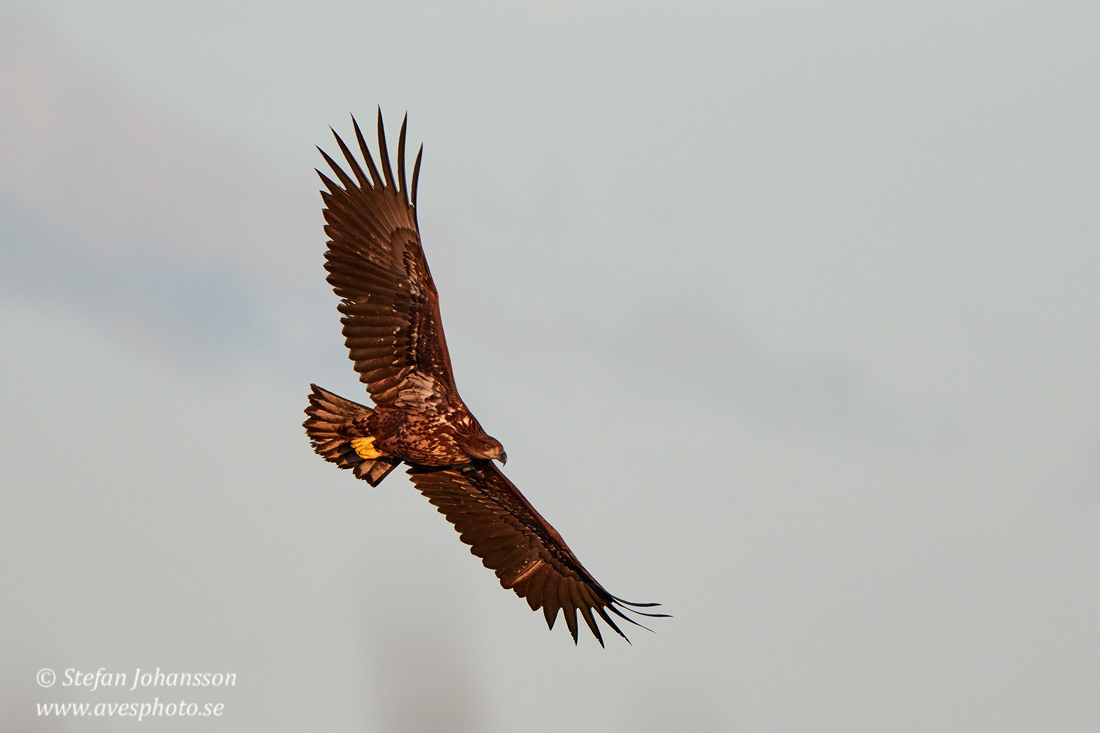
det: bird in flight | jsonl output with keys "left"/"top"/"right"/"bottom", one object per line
{"left": 303, "top": 111, "right": 665, "bottom": 645}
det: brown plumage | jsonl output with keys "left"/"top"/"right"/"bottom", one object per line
{"left": 303, "top": 111, "right": 665, "bottom": 645}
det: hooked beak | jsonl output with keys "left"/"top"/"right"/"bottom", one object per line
{"left": 496, "top": 449, "right": 508, "bottom": 466}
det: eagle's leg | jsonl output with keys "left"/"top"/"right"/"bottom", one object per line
{"left": 351, "top": 436, "right": 383, "bottom": 459}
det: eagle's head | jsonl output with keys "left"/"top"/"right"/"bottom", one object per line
{"left": 466, "top": 432, "right": 507, "bottom": 465}
{"left": 456, "top": 411, "right": 507, "bottom": 464}
{"left": 478, "top": 435, "right": 508, "bottom": 465}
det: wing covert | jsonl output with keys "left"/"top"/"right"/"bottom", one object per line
{"left": 318, "top": 111, "right": 457, "bottom": 405}
{"left": 406, "top": 461, "right": 666, "bottom": 645}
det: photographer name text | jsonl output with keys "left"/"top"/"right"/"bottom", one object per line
{"left": 58, "top": 668, "right": 236, "bottom": 693}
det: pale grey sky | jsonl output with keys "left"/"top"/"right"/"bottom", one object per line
{"left": 3, "top": 1, "right": 1099, "bottom": 731}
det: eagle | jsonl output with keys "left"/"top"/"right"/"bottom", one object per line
{"left": 303, "top": 111, "right": 664, "bottom": 645}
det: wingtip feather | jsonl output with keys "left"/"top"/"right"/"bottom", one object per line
{"left": 397, "top": 113, "right": 409, "bottom": 207}
{"left": 411, "top": 144, "right": 423, "bottom": 209}
{"left": 376, "top": 108, "right": 397, "bottom": 193}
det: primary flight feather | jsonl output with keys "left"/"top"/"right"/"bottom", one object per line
{"left": 303, "top": 111, "right": 665, "bottom": 645}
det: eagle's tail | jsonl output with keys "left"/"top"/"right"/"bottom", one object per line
{"left": 303, "top": 384, "right": 401, "bottom": 487}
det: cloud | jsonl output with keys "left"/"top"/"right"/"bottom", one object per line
{"left": 0, "top": 8, "right": 312, "bottom": 282}
{"left": 0, "top": 9, "right": 332, "bottom": 368}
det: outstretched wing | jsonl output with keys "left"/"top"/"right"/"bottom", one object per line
{"left": 317, "top": 111, "right": 458, "bottom": 405}
{"left": 406, "top": 461, "right": 666, "bottom": 645}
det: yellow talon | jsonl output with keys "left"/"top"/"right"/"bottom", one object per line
{"left": 350, "top": 436, "right": 383, "bottom": 460}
